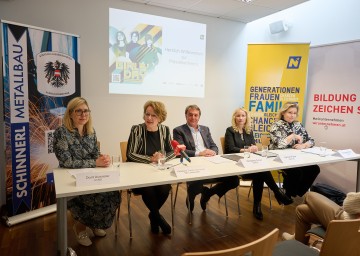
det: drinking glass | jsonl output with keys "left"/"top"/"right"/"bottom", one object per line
{"left": 244, "top": 146, "right": 250, "bottom": 158}
{"left": 157, "top": 150, "right": 166, "bottom": 170}
{"left": 261, "top": 145, "right": 269, "bottom": 158}
{"left": 112, "top": 155, "right": 121, "bottom": 169}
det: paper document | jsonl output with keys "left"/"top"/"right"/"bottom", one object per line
{"left": 301, "top": 147, "right": 334, "bottom": 156}
{"left": 332, "top": 149, "right": 358, "bottom": 158}
{"left": 206, "top": 156, "right": 233, "bottom": 164}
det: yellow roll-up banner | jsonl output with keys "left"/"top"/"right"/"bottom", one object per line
{"left": 245, "top": 43, "right": 310, "bottom": 144}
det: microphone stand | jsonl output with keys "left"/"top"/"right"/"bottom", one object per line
{"left": 166, "top": 156, "right": 186, "bottom": 169}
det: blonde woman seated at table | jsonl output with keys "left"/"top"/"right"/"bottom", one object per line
{"left": 224, "top": 108, "right": 292, "bottom": 220}
{"left": 282, "top": 191, "right": 360, "bottom": 242}
{"left": 53, "top": 97, "right": 121, "bottom": 247}
{"left": 269, "top": 102, "right": 320, "bottom": 199}
{"left": 126, "top": 100, "right": 175, "bottom": 235}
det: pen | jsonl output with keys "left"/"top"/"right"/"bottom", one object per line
{"left": 166, "top": 162, "right": 187, "bottom": 169}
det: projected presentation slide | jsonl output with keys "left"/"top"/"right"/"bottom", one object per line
{"left": 109, "top": 8, "right": 206, "bottom": 98}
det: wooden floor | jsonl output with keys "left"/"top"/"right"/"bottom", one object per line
{"left": 0, "top": 184, "right": 302, "bottom": 256}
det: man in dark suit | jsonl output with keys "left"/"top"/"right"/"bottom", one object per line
{"left": 173, "top": 105, "right": 239, "bottom": 212}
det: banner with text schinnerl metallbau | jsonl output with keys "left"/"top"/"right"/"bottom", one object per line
{"left": 1, "top": 21, "right": 80, "bottom": 216}
{"left": 244, "top": 43, "right": 310, "bottom": 144}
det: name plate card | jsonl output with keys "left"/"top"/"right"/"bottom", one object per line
{"left": 332, "top": 149, "right": 357, "bottom": 158}
{"left": 273, "top": 154, "right": 302, "bottom": 164}
{"left": 236, "top": 158, "right": 267, "bottom": 168}
{"left": 76, "top": 171, "right": 119, "bottom": 187}
{"left": 174, "top": 166, "right": 209, "bottom": 178}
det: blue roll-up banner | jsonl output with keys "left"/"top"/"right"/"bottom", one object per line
{"left": 1, "top": 21, "right": 81, "bottom": 216}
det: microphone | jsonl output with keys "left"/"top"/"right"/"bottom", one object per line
{"left": 171, "top": 140, "right": 181, "bottom": 156}
{"left": 180, "top": 150, "right": 191, "bottom": 163}
{"left": 171, "top": 140, "right": 191, "bottom": 163}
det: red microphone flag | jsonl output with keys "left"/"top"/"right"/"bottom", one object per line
{"left": 171, "top": 140, "right": 185, "bottom": 155}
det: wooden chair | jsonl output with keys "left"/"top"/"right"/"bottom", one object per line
{"left": 260, "top": 134, "right": 270, "bottom": 146}
{"left": 120, "top": 141, "right": 128, "bottom": 162}
{"left": 273, "top": 219, "right": 360, "bottom": 256}
{"left": 181, "top": 228, "right": 279, "bottom": 256}
{"left": 119, "top": 141, "right": 174, "bottom": 238}
{"left": 220, "top": 137, "right": 271, "bottom": 210}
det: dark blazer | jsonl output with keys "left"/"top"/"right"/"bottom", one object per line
{"left": 127, "top": 123, "right": 175, "bottom": 163}
{"left": 173, "top": 124, "right": 218, "bottom": 157}
{"left": 224, "top": 126, "right": 255, "bottom": 154}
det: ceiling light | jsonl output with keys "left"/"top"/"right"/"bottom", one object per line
{"left": 241, "top": 0, "right": 253, "bottom": 3}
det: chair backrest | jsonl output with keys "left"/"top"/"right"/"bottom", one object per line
{"left": 220, "top": 137, "right": 225, "bottom": 153}
{"left": 260, "top": 135, "right": 270, "bottom": 146}
{"left": 319, "top": 219, "right": 360, "bottom": 256}
{"left": 181, "top": 228, "right": 279, "bottom": 256}
{"left": 120, "top": 141, "right": 128, "bottom": 163}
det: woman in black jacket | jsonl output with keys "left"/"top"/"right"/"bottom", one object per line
{"left": 224, "top": 107, "right": 292, "bottom": 220}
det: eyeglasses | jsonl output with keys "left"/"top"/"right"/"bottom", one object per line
{"left": 74, "top": 109, "right": 91, "bottom": 116}
{"left": 144, "top": 113, "right": 158, "bottom": 118}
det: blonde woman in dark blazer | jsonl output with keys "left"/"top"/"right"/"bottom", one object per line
{"left": 224, "top": 108, "right": 292, "bottom": 220}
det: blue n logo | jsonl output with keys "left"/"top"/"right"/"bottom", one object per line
{"left": 287, "top": 56, "right": 302, "bottom": 69}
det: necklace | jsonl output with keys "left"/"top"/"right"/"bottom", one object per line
{"left": 237, "top": 127, "right": 244, "bottom": 140}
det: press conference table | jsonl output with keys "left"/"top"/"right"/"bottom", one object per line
{"left": 54, "top": 149, "right": 360, "bottom": 256}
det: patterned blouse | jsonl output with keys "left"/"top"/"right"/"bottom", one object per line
{"left": 53, "top": 125, "right": 99, "bottom": 168}
{"left": 269, "top": 119, "right": 315, "bottom": 150}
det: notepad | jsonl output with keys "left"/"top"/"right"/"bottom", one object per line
{"left": 253, "top": 151, "right": 278, "bottom": 158}
{"left": 221, "top": 154, "right": 243, "bottom": 162}
{"left": 301, "top": 147, "right": 334, "bottom": 156}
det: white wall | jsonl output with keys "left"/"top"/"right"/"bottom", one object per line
{"left": 242, "top": 0, "right": 360, "bottom": 45}
{"left": 1, "top": 0, "right": 360, "bottom": 205}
